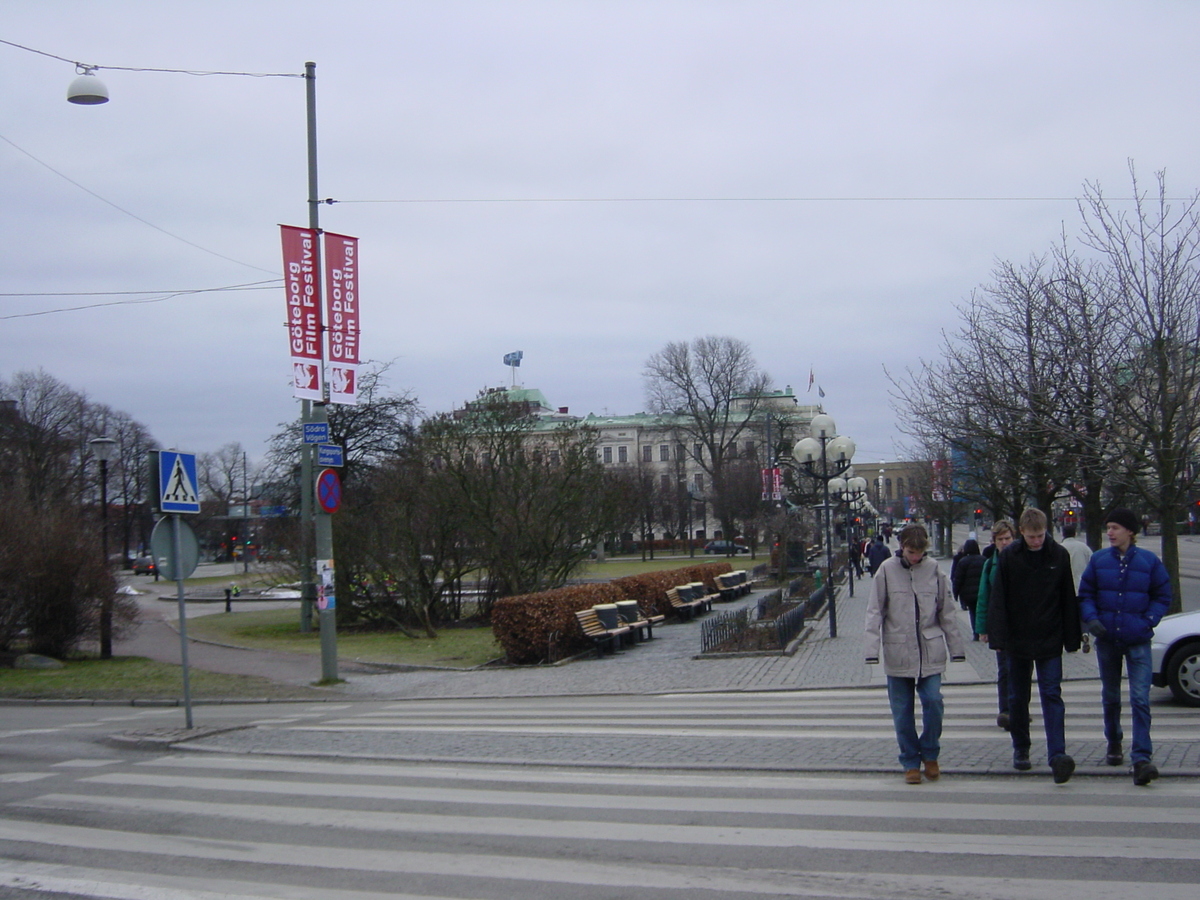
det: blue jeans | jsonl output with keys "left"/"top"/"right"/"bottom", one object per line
{"left": 1007, "top": 655, "right": 1066, "bottom": 761}
{"left": 1095, "top": 639, "right": 1153, "bottom": 763}
{"left": 887, "top": 674, "right": 944, "bottom": 770}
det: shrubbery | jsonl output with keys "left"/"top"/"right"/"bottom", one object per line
{"left": 491, "top": 561, "right": 734, "bottom": 664}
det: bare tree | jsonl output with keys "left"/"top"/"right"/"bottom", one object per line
{"left": 643, "top": 336, "right": 771, "bottom": 541}
{"left": 1078, "top": 165, "right": 1200, "bottom": 613}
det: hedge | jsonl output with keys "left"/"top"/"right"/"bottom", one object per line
{"left": 490, "top": 561, "right": 734, "bottom": 664}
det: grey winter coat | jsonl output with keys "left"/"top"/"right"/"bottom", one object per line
{"left": 865, "top": 553, "right": 966, "bottom": 678}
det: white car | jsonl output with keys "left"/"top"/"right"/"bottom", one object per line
{"left": 1150, "top": 610, "right": 1200, "bottom": 706}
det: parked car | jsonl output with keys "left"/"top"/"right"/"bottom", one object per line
{"left": 131, "top": 556, "right": 157, "bottom": 576}
{"left": 704, "top": 540, "right": 750, "bottom": 555}
{"left": 1151, "top": 609, "right": 1200, "bottom": 706}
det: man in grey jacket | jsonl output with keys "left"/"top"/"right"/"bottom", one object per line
{"left": 865, "top": 523, "right": 966, "bottom": 784}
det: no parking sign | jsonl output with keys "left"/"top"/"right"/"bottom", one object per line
{"left": 316, "top": 468, "right": 342, "bottom": 514}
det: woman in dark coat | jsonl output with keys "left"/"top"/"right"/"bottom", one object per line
{"left": 952, "top": 538, "right": 986, "bottom": 639}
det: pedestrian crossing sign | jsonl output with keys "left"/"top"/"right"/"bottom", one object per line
{"left": 159, "top": 451, "right": 201, "bottom": 514}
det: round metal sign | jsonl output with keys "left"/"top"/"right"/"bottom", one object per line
{"left": 149, "top": 516, "right": 201, "bottom": 581}
{"left": 316, "top": 467, "right": 342, "bottom": 514}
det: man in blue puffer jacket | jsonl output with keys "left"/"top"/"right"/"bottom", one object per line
{"left": 1078, "top": 507, "right": 1172, "bottom": 786}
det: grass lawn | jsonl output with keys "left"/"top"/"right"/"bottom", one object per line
{"left": 0, "top": 656, "right": 332, "bottom": 701}
{"left": 184, "top": 608, "right": 503, "bottom": 669}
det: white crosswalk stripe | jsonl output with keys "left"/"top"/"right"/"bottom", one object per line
{"left": 267, "top": 681, "right": 1198, "bottom": 741}
{"left": 3, "top": 749, "right": 1198, "bottom": 899}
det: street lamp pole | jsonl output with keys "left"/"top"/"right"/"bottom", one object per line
{"left": 830, "top": 474, "right": 869, "bottom": 597}
{"left": 89, "top": 436, "right": 117, "bottom": 658}
{"left": 794, "top": 415, "right": 855, "bottom": 638}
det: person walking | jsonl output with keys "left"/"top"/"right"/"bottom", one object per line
{"left": 952, "top": 538, "right": 985, "bottom": 639}
{"left": 988, "top": 508, "right": 1082, "bottom": 783}
{"left": 866, "top": 534, "right": 890, "bottom": 575}
{"left": 1077, "top": 507, "right": 1171, "bottom": 786}
{"left": 1059, "top": 522, "right": 1094, "bottom": 591}
{"left": 975, "top": 519, "right": 1016, "bottom": 729}
{"left": 864, "top": 523, "right": 966, "bottom": 784}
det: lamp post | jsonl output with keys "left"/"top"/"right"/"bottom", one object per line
{"left": 793, "top": 414, "right": 855, "bottom": 637}
{"left": 63, "top": 54, "right": 338, "bottom": 681}
{"left": 830, "top": 473, "right": 869, "bottom": 597}
{"left": 89, "top": 435, "right": 117, "bottom": 658}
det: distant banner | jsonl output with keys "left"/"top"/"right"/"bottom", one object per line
{"left": 280, "top": 225, "right": 323, "bottom": 401}
{"left": 323, "top": 231, "right": 360, "bottom": 405}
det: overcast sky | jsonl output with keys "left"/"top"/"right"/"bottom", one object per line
{"left": 4, "top": 0, "right": 1200, "bottom": 467}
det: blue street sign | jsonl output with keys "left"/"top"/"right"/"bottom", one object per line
{"left": 159, "top": 451, "right": 201, "bottom": 514}
{"left": 303, "top": 422, "right": 330, "bottom": 444}
{"left": 317, "top": 443, "right": 344, "bottom": 468}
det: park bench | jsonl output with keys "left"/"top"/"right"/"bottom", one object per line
{"left": 614, "top": 600, "right": 663, "bottom": 641}
{"left": 666, "top": 584, "right": 714, "bottom": 620}
{"left": 717, "top": 570, "right": 751, "bottom": 600}
{"left": 574, "top": 608, "right": 632, "bottom": 656}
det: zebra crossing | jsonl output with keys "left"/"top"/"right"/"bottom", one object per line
{"left": 2, "top": 746, "right": 1199, "bottom": 900}
{"left": 185, "top": 681, "right": 1200, "bottom": 774}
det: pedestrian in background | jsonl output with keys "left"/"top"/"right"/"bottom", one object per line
{"left": 1059, "top": 522, "right": 1094, "bottom": 591}
{"left": 865, "top": 523, "right": 966, "bottom": 784}
{"left": 975, "top": 519, "right": 1016, "bottom": 729}
{"left": 866, "top": 534, "right": 891, "bottom": 576}
{"left": 952, "top": 538, "right": 985, "bottom": 639}
{"left": 1078, "top": 507, "right": 1171, "bottom": 785}
{"left": 988, "top": 508, "right": 1081, "bottom": 783}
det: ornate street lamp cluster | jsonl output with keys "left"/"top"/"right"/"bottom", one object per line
{"left": 792, "top": 414, "right": 855, "bottom": 638}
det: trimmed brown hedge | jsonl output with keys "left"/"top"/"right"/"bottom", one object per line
{"left": 490, "top": 562, "right": 734, "bottom": 664}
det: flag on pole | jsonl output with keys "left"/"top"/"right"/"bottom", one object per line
{"left": 807, "top": 367, "right": 814, "bottom": 392}
{"left": 818, "top": 385, "right": 826, "bottom": 398}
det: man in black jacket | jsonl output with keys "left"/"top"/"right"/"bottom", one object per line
{"left": 989, "top": 508, "right": 1082, "bottom": 783}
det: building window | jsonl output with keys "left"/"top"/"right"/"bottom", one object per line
{"left": 660, "top": 444, "right": 670, "bottom": 462}
{"left": 660, "top": 474, "right": 671, "bottom": 491}
{"left": 693, "top": 473, "right": 704, "bottom": 492}
{"left": 693, "top": 443, "right": 703, "bottom": 462}
{"left": 549, "top": 449, "right": 560, "bottom": 465}
{"left": 676, "top": 443, "right": 685, "bottom": 460}
{"left": 897, "top": 477, "right": 905, "bottom": 496}
{"left": 642, "top": 445, "right": 652, "bottom": 463}
{"left": 618, "top": 446, "right": 628, "bottom": 463}
{"left": 603, "top": 446, "right": 612, "bottom": 464}
{"left": 885, "top": 478, "right": 892, "bottom": 499}
{"left": 744, "top": 440, "right": 756, "bottom": 459}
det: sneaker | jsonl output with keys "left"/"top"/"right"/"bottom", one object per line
{"left": 1051, "top": 754, "right": 1076, "bottom": 784}
{"left": 1013, "top": 750, "right": 1031, "bottom": 771}
{"left": 904, "top": 768, "right": 922, "bottom": 785}
{"left": 997, "top": 713, "right": 1011, "bottom": 730}
{"left": 923, "top": 760, "right": 940, "bottom": 781}
{"left": 1132, "top": 760, "right": 1159, "bottom": 786}
{"left": 1105, "top": 741, "right": 1123, "bottom": 766}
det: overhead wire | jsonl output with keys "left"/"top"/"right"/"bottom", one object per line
{"left": 0, "top": 280, "right": 281, "bottom": 320}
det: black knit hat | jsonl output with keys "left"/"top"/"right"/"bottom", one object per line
{"left": 1105, "top": 507, "right": 1139, "bottom": 534}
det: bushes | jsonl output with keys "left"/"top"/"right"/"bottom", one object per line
{"left": 0, "top": 498, "right": 131, "bottom": 659}
{"left": 491, "top": 561, "right": 734, "bottom": 664}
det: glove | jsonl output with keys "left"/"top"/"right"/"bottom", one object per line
{"left": 1086, "top": 619, "right": 1107, "bottom": 638}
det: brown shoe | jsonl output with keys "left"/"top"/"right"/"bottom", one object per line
{"left": 904, "top": 768, "right": 922, "bottom": 784}
{"left": 923, "top": 760, "right": 940, "bottom": 780}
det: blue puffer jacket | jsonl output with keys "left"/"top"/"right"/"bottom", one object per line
{"left": 1077, "top": 545, "right": 1171, "bottom": 647}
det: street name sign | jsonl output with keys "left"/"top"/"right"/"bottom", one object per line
{"left": 303, "top": 422, "right": 330, "bottom": 444}
{"left": 317, "top": 443, "right": 344, "bottom": 467}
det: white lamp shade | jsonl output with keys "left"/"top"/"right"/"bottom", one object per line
{"left": 849, "top": 476, "right": 869, "bottom": 493}
{"left": 809, "top": 413, "right": 836, "bottom": 439}
{"left": 89, "top": 436, "right": 117, "bottom": 461}
{"left": 794, "top": 437, "right": 821, "bottom": 464}
{"left": 828, "top": 435, "right": 856, "bottom": 462}
{"left": 828, "top": 477, "right": 847, "bottom": 495}
{"left": 68, "top": 74, "right": 109, "bottom": 105}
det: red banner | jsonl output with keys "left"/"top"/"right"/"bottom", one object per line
{"left": 280, "top": 225, "right": 323, "bottom": 402}
{"left": 322, "top": 231, "right": 360, "bottom": 405}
